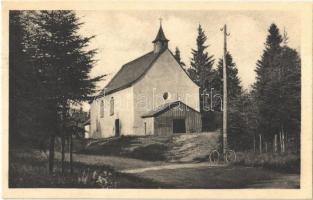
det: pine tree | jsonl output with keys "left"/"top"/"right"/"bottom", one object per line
{"left": 174, "top": 47, "right": 185, "bottom": 67}
{"left": 213, "top": 52, "right": 242, "bottom": 100}
{"left": 252, "top": 24, "right": 300, "bottom": 152}
{"left": 23, "top": 11, "right": 105, "bottom": 173}
{"left": 9, "top": 11, "right": 50, "bottom": 148}
{"left": 240, "top": 91, "right": 259, "bottom": 152}
{"left": 188, "top": 24, "right": 215, "bottom": 114}
{"left": 253, "top": 24, "right": 283, "bottom": 143}
{"left": 10, "top": 11, "right": 30, "bottom": 147}
{"left": 275, "top": 45, "right": 301, "bottom": 151}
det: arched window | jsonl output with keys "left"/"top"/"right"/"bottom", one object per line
{"left": 110, "top": 97, "right": 114, "bottom": 116}
{"left": 100, "top": 100, "right": 104, "bottom": 118}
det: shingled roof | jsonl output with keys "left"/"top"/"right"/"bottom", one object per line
{"left": 152, "top": 25, "right": 169, "bottom": 43}
{"left": 95, "top": 24, "right": 197, "bottom": 99}
{"left": 99, "top": 50, "right": 163, "bottom": 96}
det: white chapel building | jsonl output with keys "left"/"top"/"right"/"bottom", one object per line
{"left": 89, "top": 24, "right": 201, "bottom": 138}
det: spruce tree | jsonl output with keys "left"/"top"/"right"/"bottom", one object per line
{"left": 174, "top": 47, "right": 185, "bottom": 67}
{"left": 188, "top": 24, "right": 215, "bottom": 114}
{"left": 23, "top": 11, "right": 105, "bottom": 173}
{"left": 252, "top": 24, "right": 283, "bottom": 143}
{"left": 275, "top": 45, "right": 301, "bottom": 151}
{"left": 213, "top": 52, "right": 242, "bottom": 100}
{"left": 252, "top": 24, "right": 300, "bottom": 152}
{"left": 9, "top": 11, "right": 50, "bottom": 148}
{"left": 10, "top": 11, "right": 27, "bottom": 146}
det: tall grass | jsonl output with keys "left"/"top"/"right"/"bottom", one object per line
{"left": 9, "top": 152, "right": 117, "bottom": 188}
{"left": 9, "top": 148, "right": 166, "bottom": 188}
{"left": 234, "top": 151, "right": 300, "bottom": 173}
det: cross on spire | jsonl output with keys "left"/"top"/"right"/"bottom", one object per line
{"left": 159, "top": 17, "right": 162, "bottom": 26}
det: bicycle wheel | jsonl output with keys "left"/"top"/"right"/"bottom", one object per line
{"left": 225, "top": 150, "right": 236, "bottom": 163}
{"left": 209, "top": 149, "right": 220, "bottom": 163}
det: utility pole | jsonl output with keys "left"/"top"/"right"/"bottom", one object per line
{"left": 221, "top": 24, "right": 230, "bottom": 155}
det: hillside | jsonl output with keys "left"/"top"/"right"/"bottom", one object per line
{"left": 79, "top": 131, "right": 220, "bottom": 163}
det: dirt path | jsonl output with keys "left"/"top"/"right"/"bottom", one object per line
{"left": 123, "top": 165, "right": 300, "bottom": 188}
{"left": 66, "top": 153, "right": 299, "bottom": 188}
{"left": 120, "top": 162, "right": 226, "bottom": 173}
{"left": 65, "top": 153, "right": 167, "bottom": 170}
{"left": 14, "top": 149, "right": 299, "bottom": 188}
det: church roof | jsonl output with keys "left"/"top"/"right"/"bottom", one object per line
{"left": 152, "top": 25, "right": 169, "bottom": 43}
{"left": 99, "top": 50, "right": 163, "bottom": 96}
{"left": 141, "top": 101, "right": 200, "bottom": 118}
{"left": 94, "top": 24, "right": 197, "bottom": 99}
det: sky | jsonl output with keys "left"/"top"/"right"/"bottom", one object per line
{"left": 75, "top": 10, "right": 300, "bottom": 109}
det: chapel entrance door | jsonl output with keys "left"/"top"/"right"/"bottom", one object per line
{"left": 115, "top": 119, "right": 120, "bottom": 137}
{"left": 173, "top": 119, "right": 186, "bottom": 133}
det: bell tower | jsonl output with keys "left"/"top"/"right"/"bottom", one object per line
{"left": 153, "top": 18, "right": 169, "bottom": 54}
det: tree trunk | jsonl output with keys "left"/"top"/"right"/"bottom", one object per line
{"left": 61, "top": 108, "right": 67, "bottom": 175}
{"left": 48, "top": 135, "right": 55, "bottom": 174}
{"left": 285, "top": 131, "right": 288, "bottom": 152}
{"left": 279, "top": 131, "right": 282, "bottom": 153}
{"left": 259, "top": 134, "right": 262, "bottom": 154}
{"left": 69, "top": 133, "right": 73, "bottom": 174}
{"left": 282, "top": 130, "right": 285, "bottom": 153}
{"left": 61, "top": 135, "right": 65, "bottom": 174}
{"left": 265, "top": 142, "right": 268, "bottom": 153}
{"left": 253, "top": 134, "right": 256, "bottom": 153}
{"left": 273, "top": 134, "right": 278, "bottom": 153}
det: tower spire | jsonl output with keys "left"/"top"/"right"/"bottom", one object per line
{"left": 153, "top": 19, "right": 169, "bottom": 54}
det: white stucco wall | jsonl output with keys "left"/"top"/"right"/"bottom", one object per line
{"left": 90, "top": 49, "right": 199, "bottom": 138}
{"left": 89, "top": 87, "right": 134, "bottom": 138}
{"left": 133, "top": 49, "right": 200, "bottom": 134}
{"left": 84, "top": 125, "right": 90, "bottom": 138}
{"left": 143, "top": 117, "right": 154, "bottom": 135}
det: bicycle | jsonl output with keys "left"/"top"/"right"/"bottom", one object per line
{"left": 209, "top": 149, "right": 237, "bottom": 163}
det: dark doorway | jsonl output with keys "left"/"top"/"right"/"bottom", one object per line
{"left": 115, "top": 119, "right": 120, "bottom": 137}
{"left": 173, "top": 119, "right": 186, "bottom": 133}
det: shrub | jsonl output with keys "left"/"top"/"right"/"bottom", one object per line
{"left": 9, "top": 150, "right": 117, "bottom": 188}
{"left": 234, "top": 151, "right": 300, "bottom": 173}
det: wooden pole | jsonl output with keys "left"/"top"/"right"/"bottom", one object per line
{"left": 274, "top": 134, "right": 277, "bottom": 153}
{"left": 70, "top": 133, "right": 73, "bottom": 174}
{"left": 253, "top": 136, "right": 255, "bottom": 153}
{"left": 210, "top": 88, "right": 214, "bottom": 111}
{"left": 282, "top": 130, "right": 285, "bottom": 153}
{"left": 279, "top": 131, "right": 282, "bottom": 153}
{"left": 285, "top": 131, "right": 288, "bottom": 152}
{"left": 48, "top": 135, "right": 55, "bottom": 174}
{"left": 61, "top": 110, "right": 66, "bottom": 175}
{"left": 61, "top": 135, "right": 65, "bottom": 174}
{"left": 222, "top": 24, "right": 229, "bottom": 155}
{"left": 259, "top": 134, "right": 262, "bottom": 154}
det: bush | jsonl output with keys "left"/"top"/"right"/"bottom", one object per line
{"left": 9, "top": 154, "right": 117, "bottom": 188}
{"left": 130, "top": 144, "right": 168, "bottom": 161}
{"left": 234, "top": 151, "right": 300, "bottom": 173}
{"left": 9, "top": 148, "right": 165, "bottom": 188}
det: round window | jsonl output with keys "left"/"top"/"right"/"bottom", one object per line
{"left": 163, "top": 92, "right": 169, "bottom": 100}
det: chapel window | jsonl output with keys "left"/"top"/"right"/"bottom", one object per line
{"left": 100, "top": 100, "right": 104, "bottom": 118}
{"left": 110, "top": 97, "right": 114, "bottom": 116}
